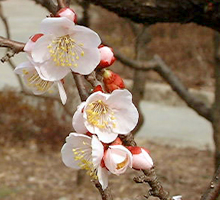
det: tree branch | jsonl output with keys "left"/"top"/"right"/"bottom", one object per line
{"left": 113, "top": 47, "right": 213, "bottom": 122}
{"left": 83, "top": 0, "right": 220, "bottom": 32}
{"left": 32, "top": 0, "right": 58, "bottom": 15}
{"left": 201, "top": 164, "right": 220, "bottom": 200}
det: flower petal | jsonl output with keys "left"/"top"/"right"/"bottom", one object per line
{"left": 14, "top": 61, "right": 34, "bottom": 74}
{"left": 57, "top": 81, "right": 67, "bottom": 105}
{"left": 31, "top": 34, "right": 54, "bottom": 63}
{"left": 97, "top": 166, "right": 109, "bottom": 190}
{"left": 69, "top": 25, "right": 101, "bottom": 48}
{"left": 70, "top": 47, "right": 100, "bottom": 75}
{"left": 72, "top": 102, "right": 88, "bottom": 133}
{"left": 61, "top": 132, "right": 91, "bottom": 169}
{"left": 107, "top": 89, "right": 139, "bottom": 134}
{"left": 91, "top": 135, "right": 104, "bottom": 168}
{"left": 40, "top": 17, "right": 75, "bottom": 37}
{"left": 36, "top": 60, "right": 71, "bottom": 81}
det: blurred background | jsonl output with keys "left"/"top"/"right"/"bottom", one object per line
{"left": 0, "top": 0, "right": 216, "bottom": 199}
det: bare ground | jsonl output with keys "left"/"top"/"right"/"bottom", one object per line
{"left": 0, "top": 140, "right": 214, "bottom": 200}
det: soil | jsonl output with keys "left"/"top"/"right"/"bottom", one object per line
{"left": 0, "top": 140, "right": 214, "bottom": 200}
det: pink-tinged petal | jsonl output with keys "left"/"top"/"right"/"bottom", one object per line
{"left": 132, "top": 149, "right": 153, "bottom": 170}
{"left": 91, "top": 135, "right": 104, "bottom": 168}
{"left": 37, "top": 60, "right": 71, "bottom": 81}
{"left": 14, "top": 61, "right": 34, "bottom": 74}
{"left": 97, "top": 166, "right": 109, "bottom": 190}
{"left": 61, "top": 132, "right": 91, "bottom": 169}
{"left": 104, "top": 145, "right": 132, "bottom": 175}
{"left": 69, "top": 25, "right": 101, "bottom": 48}
{"left": 70, "top": 47, "right": 100, "bottom": 75}
{"left": 57, "top": 81, "right": 67, "bottom": 105}
{"left": 24, "top": 34, "right": 44, "bottom": 53}
{"left": 31, "top": 34, "right": 54, "bottom": 63}
{"left": 40, "top": 17, "right": 75, "bottom": 37}
{"left": 56, "top": 8, "right": 77, "bottom": 23}
{"left": 72, "top": 102, "right": 88, "bottom": 133}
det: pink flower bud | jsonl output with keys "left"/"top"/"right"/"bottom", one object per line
{"left": 98, "top": 45, "right": 116, "bottom": 68}
{"left": 127, "top": 146, "right": 153, "bottom": 170}
{"left": 56, "top": 8, "right": 77, "bottom": 23}
{"left": 103, "top": 70, "right": 125, "bottom": 93}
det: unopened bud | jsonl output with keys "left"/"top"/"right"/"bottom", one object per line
{"left": 92, "top": 85, "right": 104, "bottom": 93}
{"left": 111, "top": 137, "right": 122, "bottom": 145}
{"left": 56, "top": 8, "right": 77, "bottom": 23}
{"left": 103, "top": 70, "right": 125, "bottom": 93}
{"left": 127, "top": 146, "right": 153, "bottom": 170}
{"left": 98, "top": 45, "right": 116, "bottom": 68}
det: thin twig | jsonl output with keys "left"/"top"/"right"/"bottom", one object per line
{"left": 201, "top": 164, "right": 220, "bottom": 200}
{"left": 32, "top": 0, "right": 57, "bottom": 15}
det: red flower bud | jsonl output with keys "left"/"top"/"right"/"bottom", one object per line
{"left": 56, "top": 8, "right": 77, "bottom": 23}
{"left": 98, "top": 45, "right": 116, "bottom": 68}
{"left": 127, "top": 146, "right": 153, "bottom": 170}
{"left": 92, "top": 85, "right": 104, "bottom": 93}
{"left": 103, "top": 70, "right": 125, "bottom": 93}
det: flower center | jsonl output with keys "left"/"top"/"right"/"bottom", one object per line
{"left": 116, "top": 156, "right": 129, "bottom": 170}
{"left": 72, "top": 142, "right": 97, "bottom": 179}
{"left": 47, "top": 35, "right": 84, "bottom": 68}
{"left": 23, "top": 70, "right": 53, "bottom": 92}
{"left": 86, "top": 100, "right": 116, "bottom": 129}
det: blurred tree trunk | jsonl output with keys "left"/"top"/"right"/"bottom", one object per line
{"left": 131, "top": 24, "right": 152, "bottom": 134}
{"left": 213, "top": 32, "right": 220, "bottom": 170}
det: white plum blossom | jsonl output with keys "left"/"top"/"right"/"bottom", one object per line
{"left": 104, "top": 145, "right": 132, "bottom": 175}
{"left": 61, "top": 133, "right": 109, "bottom": 189}
{"left": 172, "top": 196, "right": 182, "bottom": 200}
{"left": 14, "top": 61, "right": 67, "bottom": 104}
{"left": 56, "top": 8, "right": 77, "bottom": 23}
{"left": 29, "top": 17, "right": 101, "bottom": 81}
{"left": 72, "top": 89, "right": 139, "bottom": 143}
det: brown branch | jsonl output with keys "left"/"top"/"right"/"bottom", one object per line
{"left": 85, "top": 71, "right": 103, "bottom": 89}
{"left": 32, "top": 0, "right": 58, "bottom": 15}
{"left": 83, "top": 0, "right": 220, "bottom": 32}
{"left": 72, "top": 73, "right": 89, "bottom": 101}
{"left": 0, "top": 36, "right": 25, "bottom": 62}
{"left": 93, "top": 180, "right": 113, "bottom": 200}
{"left": 120, "top": 133, "right": 172, "bottom": 200}
{"left": 201, "top": 164, "right": 220, "bottom": 200}
{"left": 112, "top": 46, "right": 213, "bottom": 122}
{"left": 153, "top": 55, "right": 213, "bottom": 122}
{"left": 57, "top": 0, "right": 66, "bottom": 9}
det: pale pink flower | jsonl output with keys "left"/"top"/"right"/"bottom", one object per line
{"left": 14, "top": 61, "right": 67, "bottom": 104}
{"left": 61, "top": 133, "right": 109, "bottom": 189}
{"left": 29, "top": 17, "right": 101, "bottom": 81}
{"left": 104, "top": 145, "right": 132, "bottom": 175}
{"left": 127, "top": 146, "right": 153, "bottom": 170}
{"left": 172, "top": 195, "right": 182, "bottom": 200}
{"left": 72, "top": 89, "right": 139, "bottom": 143}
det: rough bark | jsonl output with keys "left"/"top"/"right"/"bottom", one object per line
{"left": 213, "top": 32, "right": 220, "bottom": 170}
{"left": 84, "top": 0, "right": 220, "bottom": 32}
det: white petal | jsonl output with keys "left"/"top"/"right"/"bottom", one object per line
{"left": 97, "top": 166, "right": 109, "bottom": 190}
{"left": 92, "top": 129, "right": 118, "bottom": 143}
{"left": 24, "top": 39, "right": 35, "bottom": 54}
{"left": 132, "top": 149, "right": 153, "bottom": 170}
{"left": 14, "top": 61, "right": 34, "bottom": 74}
{"left": 107, "top": 89, "right": 139, "bottom": 134}
{"left": 57, "top": 81, "right": 67, "bottom": 105}
{"left": 61, "top": 132, "right": 91, "bottom": 169}
{"left": 70, "top": 47, "right": 100, "bottom": 75}
{"left": 31, "top": 34, "right": 54, "bottom": 63}
{"left": 72, "top": 102, "right": 88, "bottom": 133}
{"left": 91, "top": 135, "right": 104, "bottom": 168}
{"left": 40, "top": 17, "right": 75, "bottom": 37}
{"left": 37, "top": 60, "right": 71, "bottom": 81}
{"left": 69, "top": 25, "right": 101, "bottom": 48}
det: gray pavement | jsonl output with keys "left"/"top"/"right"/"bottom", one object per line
{"left": 0, "top": 0, "right": 215, "bottom": 151}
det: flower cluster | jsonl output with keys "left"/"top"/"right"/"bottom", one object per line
{"left": 15, "top": 7, "right": 154, "bottom": 190}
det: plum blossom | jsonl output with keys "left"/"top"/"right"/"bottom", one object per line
{"left": 14, "top": 61, "right": 67, "bottom": 104}
{"left": 172, "top": 195, "right": 182, "bottom": 200}
{"left": 29, "top": 17, "right": 101, "bottom": 81}
{"left": 72, "top": 89, "right": 139, "bottom": 143}
{"left": 98, "top": 45, "right": 116, "bottom": 68}
{"left": 61, "top": 133, "right": 109, "bottom": 189}
{"left": 127, "top": 146, "right": 153, "bottom": 170}
{"left": 104, "top": 145, "right": 132, "bottom": 175}
{"left": 56, "top": 8, "right": 77, "bottom": 23}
